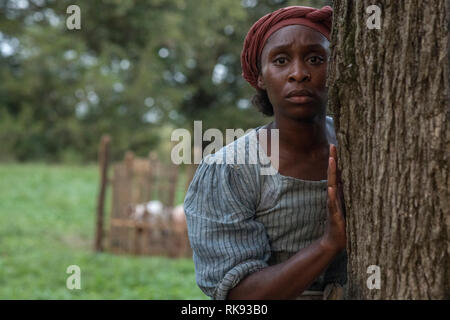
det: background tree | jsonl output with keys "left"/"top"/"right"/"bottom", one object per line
{"left": 0, "top": 0, "right": 330, "bottom": 163}
{"left": 328, "top": 0, "right": 449, "bottom": 299}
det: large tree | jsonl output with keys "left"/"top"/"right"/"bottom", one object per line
{"left": 328, "top": 0, "right": 449, "bottom": 299}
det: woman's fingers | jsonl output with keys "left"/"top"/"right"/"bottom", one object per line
{"left": 328, "top": 143, "right": 345, "bottom": 221}
{"left": 328, "top": 156, "right": 337, "bottom": 188}
{"left": 325, "top": 144, "right": 347, "bottom": 251}
{"left": 327, "top": 186, "right": 338, "bottom": 215}
{"left": 330, "top": 144, "right": 338, "bottom": 167}
{"left": 329, "top": 144, "right": 341, "bottom": 184}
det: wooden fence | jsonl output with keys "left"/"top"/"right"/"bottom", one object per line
{"left": 95, "top": 135, "right": 198, "bottom": 258}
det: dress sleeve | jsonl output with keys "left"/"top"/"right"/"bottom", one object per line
{"left": 184, "top": 155, "right": 271, "bottom": 300}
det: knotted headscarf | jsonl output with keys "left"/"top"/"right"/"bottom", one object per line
{"left": 241, "top": 6, "right": 333, "bottom": 89}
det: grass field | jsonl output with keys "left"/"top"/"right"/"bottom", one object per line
{"left": 0, "top": 163, "right": 208, "bottom": 300}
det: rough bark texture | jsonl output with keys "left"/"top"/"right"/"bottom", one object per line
{"left": 328, "top": 0, "right": 449, "bottom": 299}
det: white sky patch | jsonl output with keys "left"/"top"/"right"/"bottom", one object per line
{"left": 158, "top": 48, "right": 169, "bottom": 58}
{"left": 1, "top": 42, "right": 14, "bottom": 56}
{"left": 31, "top": 0, "right": 45, "bottom": 6}
{"left": 212, "top": 63, "right": 227, "bottom": 85}
{"left": 174, "top": 71, "right": 187, "bottom": 84}
{"left": 113, "top": 82, "right": 124, "bottom": 92}
{"left": 237, "top": 99, "right": 250, "bottom": 109}
{"left": 143, "top": 109, "right": 161, "bottom": 124}
{"left": 64, "top": 50, "right": 77, "bottom": 60}
{"left": 241, "top": 0, "right": 258, "bottom": 8}
{"left": 144, "top": 97, "right": 155, "bottom": 107}
{"left": 87, "top": 91, "right": 99, "bottom": 105}
{"left": 0, "top": 34, "right": 19, "bottom": 57}
{"left": 33, "top": 11, "right": 44, "bottom": 20}
{"left": 224, "top": 25, "right": 234, "bottom": 35}
{"left": 24, "top": 11, "right": 44, "bottom": 25}
{"left": 9, "top": 0, "right": 29, "bottom": 9}
{"left": 120, "top": 59, "right": 130, "bottom": 70}
{"left": 75, "top": 102, "right": 88, "bottom": 118}
{"left": 169, "top": 110, "right": 180, "bottom": 121}
{"left": 44, "top": 8, "right": 60, "bottom": 27}
{"left": 80, "top": 53, "right": 97, "bottom": 66}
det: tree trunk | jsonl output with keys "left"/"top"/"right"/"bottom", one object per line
{"left": 328, "top": 0, "right": 449, "bottom": 299}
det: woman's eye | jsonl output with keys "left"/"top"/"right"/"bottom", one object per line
{"left": 308, "top": 56, "right": 324, "bottom": 65}
{"left": 274, "top": 57, "right": 287, "bottom": 65}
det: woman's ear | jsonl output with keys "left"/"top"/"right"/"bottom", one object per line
{"left": 257, "top": 74, "right": 266, "bottom": 90}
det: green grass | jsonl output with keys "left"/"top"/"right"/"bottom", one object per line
{"left": 0, "top": 163, "right": 208, "bottom": 300}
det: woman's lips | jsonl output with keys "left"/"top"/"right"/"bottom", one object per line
{"left": 285, "top": 95, "right": 314, "bottom": 104}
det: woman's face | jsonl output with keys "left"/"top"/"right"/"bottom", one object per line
{"left": 258, "top": 24, "right": 330, "bottom": 122}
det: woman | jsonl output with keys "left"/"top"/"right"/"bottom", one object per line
{"left": 184, "top": 5, "right": 347, "bottom": 300}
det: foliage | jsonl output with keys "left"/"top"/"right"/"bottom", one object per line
{"left": 0, "top": 0, "right": 329, "bottom": 162}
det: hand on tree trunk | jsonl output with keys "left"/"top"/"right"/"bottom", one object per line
{"left": 321, "top": 144, "right": 346, "bottom": 254}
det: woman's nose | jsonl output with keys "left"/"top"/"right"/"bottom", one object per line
{"left": 288, "top": 60, "right": 311, "bottom": 82}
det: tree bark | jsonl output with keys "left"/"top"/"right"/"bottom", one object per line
{"left": 328, "top": 0, "right": 449, "bottom": 299}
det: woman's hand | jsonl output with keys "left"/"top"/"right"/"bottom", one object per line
{"left": 321, "top": 144, "right": 346, "bottom": 254}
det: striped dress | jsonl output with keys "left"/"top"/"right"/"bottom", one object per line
{"left": 184, "top": 116, "right": 347, "bottom": 300}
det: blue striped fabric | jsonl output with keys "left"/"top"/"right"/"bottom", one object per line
{"left": 184, "top": 116, "right": 347, "bottom": 300}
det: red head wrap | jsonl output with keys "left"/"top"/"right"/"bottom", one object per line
{"left": 241, "top": 6, "right": 333, "bottom": 89}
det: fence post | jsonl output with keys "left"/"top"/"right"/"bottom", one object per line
{"left": 95, "top": 134, "right": 111, "bottom": 252}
